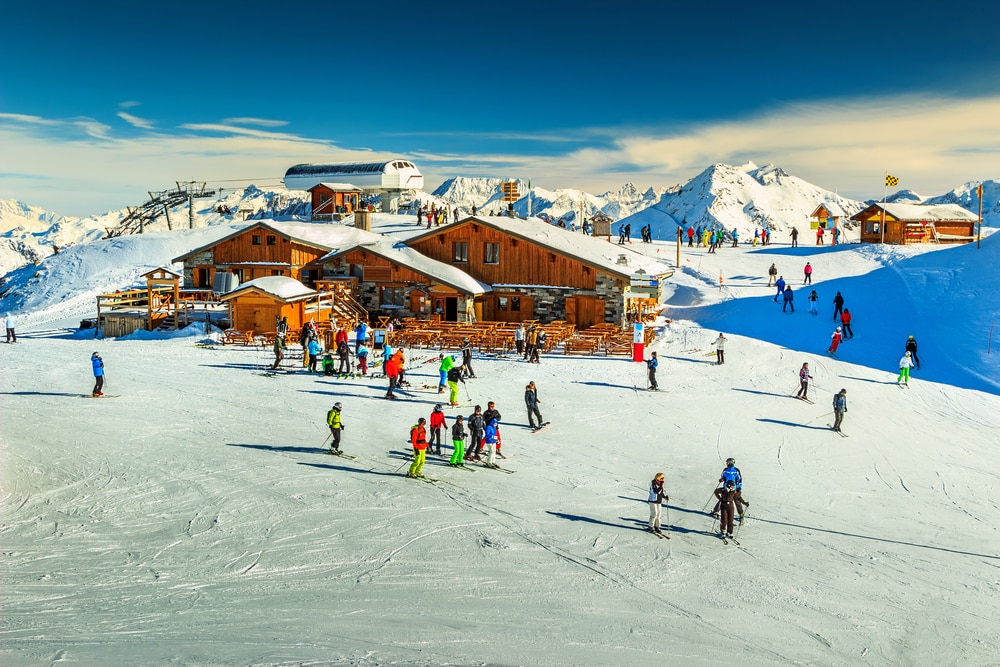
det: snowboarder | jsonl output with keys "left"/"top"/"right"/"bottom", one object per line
{"left": 407, "top": 418, "right": 429, "bottom": 478}
{"left": 782, "top": 285, "right": 794, "bottom": 313}
{"left": 647, "top": 472, "right": 669, "bottom": 535}
{"left": 905, "top": 335, "right": 920, "bottom": 369}
{"left": 446, "top": 365, "right": 465, "bottom": 406}
{"left": 715, "top": 480, "right": 738, "bottom": 540}
{"left": 796, "top": 363, "right": 813, "bottom": 399}
{"left": 438, "top": 353, "right": 455, "bottom": 393}
{"left": 832, "top": 388, "right": 848, "bottom": 432}
{"left": 646, "top": 352, "right": 659, "bottom": 391}
{"left": 832, "top": 292, "right": 845, "bottom": 321}
{"left": 828, "top": 327, "right": 843, "bottom": 355}
{"left": 91, "top": 352, "right": 104, "bottom": 397}
{"left": 483, "top": 418, "right": 500, "bottom": 468}
{"left": 429, "top": 404, "right": 447, "bottom": 455}
{"left": 525, "top": 381, "right": 545, "bottom": 429}
{"left": 4, "top": 312, "right": 16, "bottom": 343}
{"left": 713, "top": 333, "right": 728, "bottom": 365}
{"left": 271, "top": 334, "right": 285, "bottom": 370}
{"left": 767, "top": 263, "right": 777, "bottom": 287}
{"left": 808, "top": 289, "right": 819, "bottom": 315}
{"left": 326, "top": 402, "right": 344, "bottom": 454}
{"left": 460, "top": 337, "right": 476, "bottom": 378}
{"left": 449, "top": 415, "right": 467, "bottom": 466}
{"left": 803, "top": 262, "right": 813, "bottom": 285}
{"left": 773, "top": 276, "right": 786, "bottom": 302}
{"left": 465, "top": 405, "right": 485, "bottom": 461}
{"left": 790, "top": 226, "right": 799, "bottom": 247}
{"left": 897, "top": 351, "right": 914, "bottom": 386}
{"left": 840, "top": 308, "right": 854, "bottom": 339}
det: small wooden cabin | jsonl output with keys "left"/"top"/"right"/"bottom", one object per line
{"left": 220, "top": 276, "right": 334, "bottom": 334}
{"left": 309, "top": 183, "right": 363, "bottom": 221}
{"left": 809, "top": 202, "right": 847, "bottom": 230}
{"left": 852, "top": 203, "right": 978, "bottom": 245}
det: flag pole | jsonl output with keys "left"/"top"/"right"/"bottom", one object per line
{"left": 977, "top": 183, "right": 984, "bottom": 249}
{"left": 880, "top": 172, "right": 888, "bottom": 244}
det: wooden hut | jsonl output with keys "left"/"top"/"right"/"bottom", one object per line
{"left": 809, "top": 202, "right": 847, "bottom": 230}
{"left": 308, "top": 183, "right": 363, "bottom": 221}
{"left": 219, "top": 276, "right": 335, "bottom": 335}
{"left": 852, "top": 203, "right": 978, "bottom": 245}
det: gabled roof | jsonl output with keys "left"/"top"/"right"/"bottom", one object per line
{"left": 811, "top": 202, "right": 846, "bottom": 218}
{"left": 851, "top": 203, "right": 978, "bottom": 223}
{"left": 141, "top": 267, "right": 182, "bottom": 279}
{"left": 308, "top": 183, "right": 363, "bottom": 192}
{"left": 220, "top": 276, "right": 317, "bottom": 303}
{"left": 320, "top": 241, "right": 491, "bottom": 296}
{"left": 405, "top": 215, "right": 674, "bottom": 280}
{"left": 172, "top": 220, "right": 388, "bottom": 263}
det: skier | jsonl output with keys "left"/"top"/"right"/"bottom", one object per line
{"left": 647, "top": 472, "right": 669, "bottom": 535}
{"left": 446, "top": 365, "right": 465, "bottom": 406}
{"left": 514, "top": 323, "right": 525, "bottom": 355}
{"left": 816, "top": 226, "right": 825, "bottom": 245}
{"left": 336, "top": 339, "right": 351, "bottom": 376}
{"left": 271, "top": 334, "right": 285, "bottom": 370}
{"left": 483, "top": 401, "right": 503, "bottom": 457}
{"left": 687, "top": 226, "right": 695, "bottom": 247}
{"left": 438, "top": 353, "right": 455, "bottom": 393}
{"left": 803, "top": 262, "right": 813, "bottom": 285}
{"left": 832, "top": 388, "right": 848, "bottom": 432}
{"left": 326, "top": 402, "right": 344, "bottom": 454}
{"left": 731, "top": 228, "right": 739, "bottom": 247}
{"left": 429, "top": 404, "right": 447, "bottom": 455}
{"left": 354, "top": 320, "right": 369, "bottom": 354}
{"left": 525, "top": 381, "right": 545, "bottom": 429}
{"left": 465, "top": 405, "right": 486, "bottom": 461}
{"left": 712, "top": 457, "right": 749, "bottom": 519}
{"left": 524, "top": 326, "right": 538, "bottom": 361}
{"left": 832, "top": 292, "right": 845, "bottom": 321}
{"left": 753, "top": 229, "right": 760, "bottom": 247}
{"left": 782, "top": 285, "right": 794, "bottom": 313}
{"left": 384, "top": 353, "right": 401, "bottom": 399}
{"left": 767, "top": 263, "right": 777, "bottom": 287}
{"left": 715, "top": 480, "right": 738, "bottom": 540}
{"left": 897, "top": 351, "right": 914, "bottom": 386}
{"left": 460, "top": 337, "right": 476, "bottom": 378}
{"left": 762, "top": 227, "right": 769, "bottom": 245}
{"left": 91, "top": 352, "right": 105, "bottom": 397}
{"left": 796, "top": 363, "right": 813, "bottom": 399}
{"left": 840, "top": 308, "right": 854, "bottom": 339}
{"left": 808, "top": 289, "right": 819, "bottom": 316}
{"left": 828, "top": 327, "right": 843, "bottom": 355}
{"left": 531, "top": 329, "right": 546, "bottom": 363}
{"left": 773, "top": 275, "right": 786, "bottom": 302}
{"left": 713, "top": 333, "right": 728, "bottom": 365}
{"left": 307, "top": 338, "right": 322, "bottom": 373}
{"left": 482, "top": 418, "right": 500, "bottom": 468}
{"left": 392, "top": 348, "right": 408, "bottom": 386}
{"left": 790, "top": 226, "right": 799, "bottom": 247}
{"left": 646, "top": 351, "right": 659, "bottom": 391}
{"left": 335, "top": 325, "right": 349, "bottom": 350}
{"left": 4, "top": 312, "right": 16, "bottom": 343}
{"left": 407, "top": 417, "right": 429, "bottom": 478}
{"left": 905, "top": 335, "right": 920, "bottom": 370}
{"left": 322, "top": 353, "right": 336, "bottom": 376}
{"left": 449, "top": 415, "right": 467, "bottom": 466}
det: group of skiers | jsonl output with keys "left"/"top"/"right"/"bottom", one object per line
{"left": 647, "top": 457, "right": 750, "bottom": 541}
{"left": 513, "top": 323, "right": 547, "bottom": 362}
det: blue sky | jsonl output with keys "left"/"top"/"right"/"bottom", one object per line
{"left": 2, "top": 0, "right": 999, "bottom": 216}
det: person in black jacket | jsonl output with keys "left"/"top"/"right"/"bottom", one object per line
{"left": 525, "top": 381, "right": 545, "bottom": 429}
{"left": 460, "top": 337, "right": 476, "bottom": 378}
{"left": 449, "top": 415, "right": 467, "bottom": 466}
{"left": 465, "top": 405, "right": 485, "bottom": 461}
{"left": 905, "top": 335, "right": 920, "bottom": 370}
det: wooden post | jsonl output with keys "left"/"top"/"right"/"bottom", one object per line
{"left": 676, "top": 232, "right": 681, "bottom": 268}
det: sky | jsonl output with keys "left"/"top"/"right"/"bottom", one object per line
{"left": 2, "top": 0, "right": 1000, "bottom": 216}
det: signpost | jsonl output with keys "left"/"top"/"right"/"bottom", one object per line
{"left": 633, "top": 322, "right": 645, "bottom": 362}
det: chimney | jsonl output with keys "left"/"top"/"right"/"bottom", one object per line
{"left": 617, "top": 254, "right": 629, "bottom": 265}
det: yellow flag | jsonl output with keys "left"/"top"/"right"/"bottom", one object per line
{"left": 886, "top": 174, "right": 899, "bottom": 187}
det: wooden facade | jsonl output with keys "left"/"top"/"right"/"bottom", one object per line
{"left": 220, "top": 283, "right": 334, "bottom": 334}
{"left": 852, "top": 204, "right": 977, "bottom": 245}
{"left": 308, "top": 183, "right": 363, "bottom": 220}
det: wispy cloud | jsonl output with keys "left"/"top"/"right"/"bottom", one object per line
{"left": 222, "top": 117, "right": 290, "bottom": 128}
{"left": 117, "top": 112, "right": 155, "bottom": 130}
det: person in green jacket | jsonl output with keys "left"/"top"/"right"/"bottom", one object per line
{"left": 326, "top": 402, "right": 344, "bottom": 454}
{"left": 438, "top": 353, "right": 455, "bottom": 393}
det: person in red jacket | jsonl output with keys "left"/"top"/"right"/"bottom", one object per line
{"left": 384, "top": 354, "right": 401, "bottom": 399}
{"left": 335, "top": 325, "right": 349, "bottom": 347}
{"left": 828, "top": 326, "right": 843, "bottom": 355}
{"left": 408, "top": 418, "right": 428, "bottom": 478}
{"left": 428, "top": 404, "right": 447, "bottom": 455}
{"left": 840, "top": 308, "right": 854, "bottom": 339}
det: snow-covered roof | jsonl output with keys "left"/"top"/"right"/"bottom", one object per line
{"left": 811, "top": 202, "right": 846, "bottom": 218}
{"left": 308, "top": 183, "right": 363, "bottom": 192}
{"left": 320, "top": 241, "right": 492, "bottom": 296}
{"left": 173, "top": 220, "right": 389, "bottom": 262}
{"left": 855, "top": 203, "right": 979, "bottom": 222}
{"left": 408, "top": 216, "right": 674, "bottom": 279}
{"left": 221, "top": 276, "right": 316, "bottom": 302}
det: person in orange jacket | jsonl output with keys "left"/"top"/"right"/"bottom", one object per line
{"left": 384, "top": 354, "right": 401, "bottom": 399}
{"left": 408, "top": 417, "right": 428, "bottom": 477}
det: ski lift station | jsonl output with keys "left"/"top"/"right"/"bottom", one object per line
{"left": 283, "top": 160, "right": 424, "bottom": 213}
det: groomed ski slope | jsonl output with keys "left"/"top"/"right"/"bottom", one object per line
{"left": 1, "top": 233, "right": 999, "bottom": 666}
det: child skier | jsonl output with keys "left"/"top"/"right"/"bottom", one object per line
{"left": 326, "top": 402, "right": 344, "bottom": 454}
{"left": 322, "top": 353, "right": 336, "bottom": 376}
{"left": 429, "top": 404, "right": 447, "bottom": 455}
{"left": 449, "top": 415, "right": 467, "bottom": 466}
{"left": 715, "top": 480, "right": 738, "bottom": 540}
{"left": 91, "top": 352, "right": 105, "bottom": 397}
{"left": 897, "top": 351, "right": 914, "bottom": 386}
{"left": 483, "top": 418, "right": 500, "bottom": 468}
{"left": 828, "top": 327, "right": 843, "bottom": 355}
{"left": 356, "top": 344, "right": 369, "bottom": 376}
{"left": 807, "top": 289, "right": 819, "bottom": 315}
{"left": 646, "top": 352, "right": 659, "bottom": 391}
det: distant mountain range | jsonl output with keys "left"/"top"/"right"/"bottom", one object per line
{"left": 2, "top": 164, "right": 996, "bottom": 275}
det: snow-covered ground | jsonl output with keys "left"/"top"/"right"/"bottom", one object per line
{"left": 2, "top": 233, "right": 999, "bottom": 666}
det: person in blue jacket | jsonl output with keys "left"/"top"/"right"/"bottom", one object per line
{"left": 91, "top": 352, "right": 105, "bottom": 397}
{"left": 832, "top": 388, "right": 848, "bottom": 432}
{"left": 713, "top": 457, "right": 749, "bottom": 519}
{"left": 483, "top": 418, "right": 500, "bottom": 468}
{"left": 354, "top": 321, "right": 368, "bottom": 354}
{"left": 307, "top": 338, "right": 322, "bottom": 373}
{"left": 774, "top": 276, "right": 786, "bottom": 302}
{"left": 646, "top": 352, "right": 659, "bottom": 390}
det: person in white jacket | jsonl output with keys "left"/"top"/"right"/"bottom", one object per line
{"left": 897, "top": 351, "right": 914, "bottom": 386}
{"left": 4, "top": 312, "right": 16, "bottom": 343}
{"left": 713, "top": 333, "right": 728, "bottom": 365}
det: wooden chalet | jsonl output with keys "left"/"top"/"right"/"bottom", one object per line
{"left": 404, "top": 216, "right": 673, "bottom": 327}
{"left": 220, "top": 276, "right": 334, "bottom": 334}
{"left": 809, "top": 202, "right": 848, "bottom": 230}
{"left": 852, "top": 203, "right": 978, "bottom": 245}
{"left": 308, "top": 183, "right": 363, "bottom": 221}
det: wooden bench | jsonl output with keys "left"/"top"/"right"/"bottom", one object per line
{"left": 222, "top": 329, "right": 254, "bottom": 346}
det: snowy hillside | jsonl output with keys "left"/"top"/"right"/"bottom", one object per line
{"left": 2, "top": 230, "right": 999, "bottom": 666}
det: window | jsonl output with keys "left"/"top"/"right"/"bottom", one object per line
{"left": 270, "top": 269, "right": 285, "bottom": 276}
{"left": 381, "top": 286, "right": 405, "bottom": 307}
{"left": 497, "top": 296, "right": 508, "bottom": 311}
{"left": 485, "top": 243, "right": 500, "bottom": 264}
{"left": 266, "top": 235, "right": 277, "bottom": 246}
{"left": 511, "top": 296, "right": 521, "bottom": 312}
{"left": 252, "top": 235, "right": 262, "bottom": 245}
{"left": 453, "top": 242, "right": 469, "bottom": 263}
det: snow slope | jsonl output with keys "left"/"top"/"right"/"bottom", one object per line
{"left": 1, "top": 231, "right": 999, "bottom": 666}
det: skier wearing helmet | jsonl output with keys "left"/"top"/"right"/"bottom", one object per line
{"left": 326, "top": 402, "right": 345, "bottom": 454}
{"left": 460, "top": 337, "right": 476, "bottom": 378}
{"left": 905, "top": 335, "right": 920, "bottom": 370}
{"left": 828, "top": 327, "right": 843, "bottom": 356}
{"left": 712, "top": 458, "right": 749, "bottom": 519}
{"left": 897, "top": 351, "right": 914, "bottom": 387}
